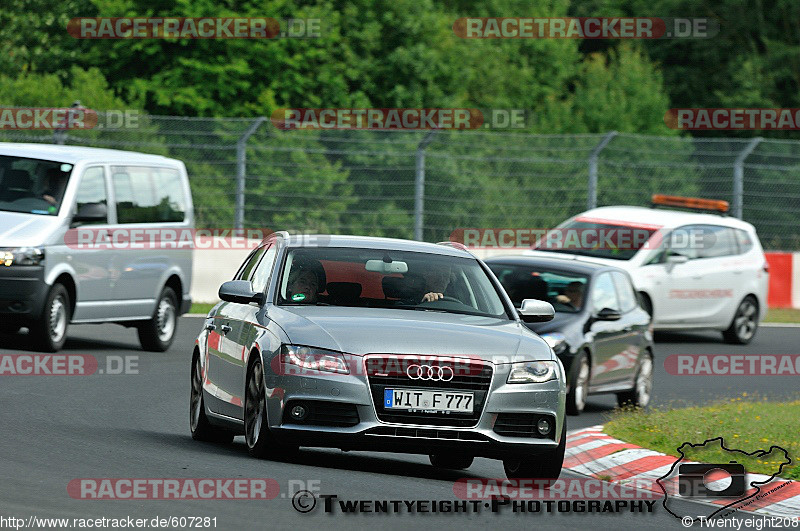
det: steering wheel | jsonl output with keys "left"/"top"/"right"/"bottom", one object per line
{"left": 422, "top": 295, "right": 462, "bottom": 304}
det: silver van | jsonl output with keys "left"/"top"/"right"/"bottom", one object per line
{"left": 0, "top": 143, "right": 193, "bottom": 351}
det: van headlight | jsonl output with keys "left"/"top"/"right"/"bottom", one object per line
{"left": 507, "top": 360, "right": 560, "bottom": 384}
{"left": 1, "top": 247, "right": 45, "bottom": 266}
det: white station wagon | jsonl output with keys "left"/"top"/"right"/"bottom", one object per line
{"left": 527, "top": 195, "right": 769, "bottom": 344}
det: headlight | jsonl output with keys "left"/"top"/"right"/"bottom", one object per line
{"left": 1, "top": 247, "right": 45, "bottom": 266}
{"left": 507, "top": 360, "right": 559, "bottom": 384}
{"left": 540, "top": 332, "right": 567, "bottom": 353}
{"left": 281, "top": 345, "right": 349, "bottom": 374}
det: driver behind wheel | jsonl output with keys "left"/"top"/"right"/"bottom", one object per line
{"left": 555, "top": 281, "right": 585, "bottom": 309}
{"left": 286, "top": 259, "right": 326, "bottom": 304}
{"left": 420, "top": 266, "right": 453, "bottom": 303}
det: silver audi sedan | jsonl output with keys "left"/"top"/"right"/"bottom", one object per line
{"left": 190, "top": 232, "right": 566, "bottom": 479}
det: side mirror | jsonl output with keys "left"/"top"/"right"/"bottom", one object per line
{"left": 518, "top": 299, "right": 555, "bottom": 323}
{"left": 667, "top": 254, "right": 688, "bottom": 265}
{"left": 72, "top": 203, "right": 107, "bottom": 224}
{"left": 595, "top": 307, "right": 622, "bottom": 321}
{"left": 219, "top": 280, "right": 264, "bottom": 305}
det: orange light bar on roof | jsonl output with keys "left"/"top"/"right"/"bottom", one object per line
{"left": 651, "top": 194, "right": 729, "bottom": 213}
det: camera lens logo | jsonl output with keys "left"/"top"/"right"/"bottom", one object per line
{"left": 406, "top": 364, "right": 454, "bottom": 381}
{"left": 677, "top": 462, "right": 746, "bottom": 498}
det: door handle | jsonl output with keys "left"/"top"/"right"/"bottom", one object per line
{"left": 220, "top": 325, "right": 232, "bottom": 335}
{"left": 204, "top": 323, "right": 216, "bottom": 331}
{"left": 692, "top": 275, "right": 702, "bottom": 280}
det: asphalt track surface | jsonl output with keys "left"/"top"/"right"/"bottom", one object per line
{"left": 1, "top": 317, "right": 797, "bottom": 530}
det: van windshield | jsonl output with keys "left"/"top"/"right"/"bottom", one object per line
{"left": 0, "top": 155, "right": 74, "bottom": 216}
{"left": 534, "top": 218, "right": 661, "bottom": 261}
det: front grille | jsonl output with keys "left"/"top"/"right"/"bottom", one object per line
{"left": 366, "top": 426, "right": 488, "bottom": 442}
{"left": 493, "top": 413, "right": 556, "bottom": 439}
{"left": 365, "top": 355, "right": 493, "bottom": 427}
{"left": 283, "top": 400, "right": 360, "bottom": 427}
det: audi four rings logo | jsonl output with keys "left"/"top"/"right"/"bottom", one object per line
{"left": 406, "top": 364, "right": 454, "bottom": 381}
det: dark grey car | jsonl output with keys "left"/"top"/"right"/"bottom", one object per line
{"left": 190, "top": 233, "right": 567, "bottom": 480}
{"left": 486, "top": 255, "right": 654, "bottom": 416}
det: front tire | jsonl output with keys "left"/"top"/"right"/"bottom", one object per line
{"left": 429, "top": 454, "right": 474, "bottom": 470}
{"left": 29, "top": 283, "right": 70, "bottom": 352}
{"left": 565, "top": 352, "right": 590, "bottom": 416}
{"left": 137, "top": 287, "right": 178, "bottom": 352}
{"left": 617, "top": 352, "right": 653, "bottom": 408}
{"left": 722, "top": 296, "right": 759, "bottom": 345}
{"left": 503, "top": 421, "right": 566, "bottom": 481}
{"left": 245, "top": 358, "right": 297, "bottom": 459}
{"left": 190, "top": 353, "right": 234, "bottom": 443}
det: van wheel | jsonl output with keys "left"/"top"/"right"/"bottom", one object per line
{"left": 503, "top": 421, "right": 565, "bottom": 482}
{"left": 30, "top": 283, "right": 70, "bottom": 352}
{"left": 722, "top": 296, "right": 758, "bottom": 345}
{"left": 138, "top": 287, "right": 178, "bottom": 352}
{"left": 566, "top": 352, "right": 590, "bottom": 416}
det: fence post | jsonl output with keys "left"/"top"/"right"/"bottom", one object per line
{"left": 587, "top": 131, "right": 618, "bottom": 210}
{"left": 235, "top": 117, "right": 267, "bottom": 230}
{"left": 733, "top": 137, "right": 762, "bottom": 219}
{"left": 414, "top": 130, "right": 438, "bottom": 241}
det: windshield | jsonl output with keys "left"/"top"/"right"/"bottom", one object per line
{"left": 489, "top": 263, "right": 589, "bottom": 314}
{"left": 533, "top": 217, "right": 660, "bottom": 261}
{"left": 0, "top": 155, "right": 74, "bottom": 216}
{"left": 276, "top": 247, "right": 510, "bottom": 319}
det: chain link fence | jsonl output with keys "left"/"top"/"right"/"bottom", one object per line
{"left": 1, "top": 112, "right": 799, "bottom": 250}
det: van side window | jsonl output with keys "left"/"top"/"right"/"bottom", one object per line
{"left": 735, "top": 230, "right": 754, "bottom": 254}
{"left": 75, "top": 167, "right": 107, "bottom": 224}
{"left": 112, "top": 166, "right": 185, "bottom": 223}
{"left": 697, "top": 225, "right": 737, "bottom": 259}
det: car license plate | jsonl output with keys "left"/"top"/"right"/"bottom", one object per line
{"left": 383, "top": 389, "right": 473, "bottom": 413}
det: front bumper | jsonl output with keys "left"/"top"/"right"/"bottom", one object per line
{"left": 0, "top": 265, "right": 48, "bottom": 319}
{"left": 264, "top": 355, "right": 566, "bottom": 459}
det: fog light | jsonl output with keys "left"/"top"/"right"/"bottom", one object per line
{"left": 290, "top": 404, "right": 308, "bottom": 421}
{"left": 537, "top": 418, "right": 552, "bottom": 436}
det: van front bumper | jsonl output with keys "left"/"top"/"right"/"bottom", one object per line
{"left": 0, "top": 265, "right": 48, "bottom": 319}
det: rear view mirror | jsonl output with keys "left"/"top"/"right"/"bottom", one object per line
{"left": 219, "top": 280, "right": 264, "bottom": 305}
{"left": 518, "top": 299, "right": 555, "bottom": 323}
{"left": 365, "top": 259, "right": 408, "bottom": 274}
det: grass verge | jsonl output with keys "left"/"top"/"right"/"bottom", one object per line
{"left": 189, "top": 303, "right": 216, "bottom": 315}
{"left": 764, "top": 308, "right": 800, "bottom": 323}
{"left": 604, "top": 398, "right": 799, "bottom": 480}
